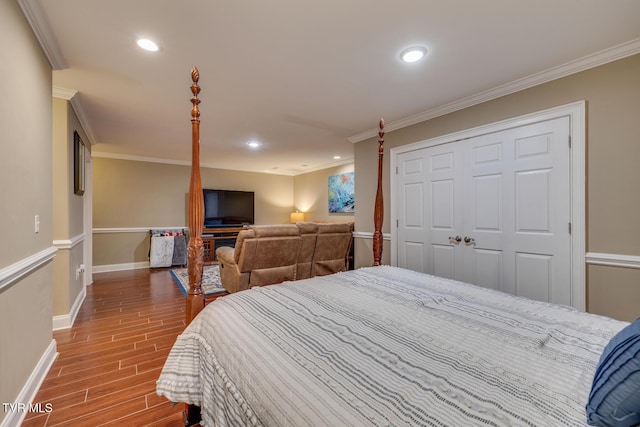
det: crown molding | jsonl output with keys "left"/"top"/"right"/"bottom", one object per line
{"left": 52, "top": 86, "right": 98, "bottom": 147}
{"left": 16, "top": 0, "right": 67, "bottom": 70}
{"left": 52, "top": 86, "right": 77, "bottom": 100}
{"left": 349, "top": 38, "right": 640, "bottom": 143}
{"left": 68, "top": 93, "right": 97, "bottom": 146}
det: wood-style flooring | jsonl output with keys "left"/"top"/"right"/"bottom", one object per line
{"left": 22, "top": 268, "right": 220, "bottom": 427}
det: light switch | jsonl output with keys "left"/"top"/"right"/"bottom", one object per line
{"left": 34, "top": 215, "right": 40, "bottom": 234}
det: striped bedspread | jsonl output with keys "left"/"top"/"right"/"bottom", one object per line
{"left": 156, "top": 266, "right": 627, "bottom": 426}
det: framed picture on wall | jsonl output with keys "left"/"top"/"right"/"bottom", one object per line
{"left": 74, "top": 130, "right": 85, "bottom": 195}
{"left": 328, "top": 171, "right": 354, "bottom": 213}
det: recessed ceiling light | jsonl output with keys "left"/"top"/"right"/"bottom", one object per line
{"left": 247, "top": 140, "right": 261, "bottom": 149}
{"left": 333, "top": 156, "right": 341, "bottom": 160}
{"left": 137, "top": 38, "right": 159, "bottom": 52}
{"left": 400, "top": 46, "right": 426, "bottom": 63}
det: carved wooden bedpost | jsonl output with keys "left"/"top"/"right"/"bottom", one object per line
{"left": 373, "top": 118, "right": 384, "bottom": 266}
{"left": 186, "top": 67, "right": 205, "bottom": 325}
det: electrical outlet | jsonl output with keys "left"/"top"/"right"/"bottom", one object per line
{"left": 34, "top": 215, "right": 40, "bottom": 234}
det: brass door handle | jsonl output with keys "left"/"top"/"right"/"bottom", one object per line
{"left": 449, "top": 235, "right": 462, "bottom": 244}
{"left": 464, "top": 236, "right": 475, "bottom": 245}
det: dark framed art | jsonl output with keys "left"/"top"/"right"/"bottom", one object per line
{"left": 74, "top": 130, "right": 85, "bottom": 195}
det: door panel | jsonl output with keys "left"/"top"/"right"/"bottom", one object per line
{"left": 472, "top": 248, "right": 502, "bottom": 291}
{"left": 433, "top": 244, "right": 455, "bottom": 279}
{"left": 396, "top": 150, "right": 428, "bottom": 270}
{"left": 515, "top": 252, "right": 552, "bottom": 302}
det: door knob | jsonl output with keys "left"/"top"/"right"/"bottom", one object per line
{"left": 449, "top": 235, "right": 462, "bottom": 244}
{"left": 464, "top": 236, "right": 475, "bottom": 245}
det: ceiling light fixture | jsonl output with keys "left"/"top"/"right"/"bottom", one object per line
{"left": 137, "top": 38, "right": 159, "bottom": 52}
{"left": 333, "top": 156, "right": 341, "bottom": 160}
{"left": 247, "top": 140, "right": 261, "bottom": 149}
{"left": 400, "top": 46, "right": 426, "bottom": 63}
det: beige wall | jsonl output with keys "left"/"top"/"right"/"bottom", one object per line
{"left": 354, "top": 54, "right": 640, "bottom": 322}
{"left": 93, "top": 158, "right": 294, "bottom": 266}
{"left": 52, "top": 98, "right": 88, "bottom": 316}
{"left": 0, "top": 0, "right": 54, "bottom": 420}
{"left": 293, "top": 164, "right": 355, "bottom": 223}
{"left": 93, "top": 159, "right": 356, "bottom": 267}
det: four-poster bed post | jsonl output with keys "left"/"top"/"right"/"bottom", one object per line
{"left": 372, "top": 118, "right": 384, "bottom": 266}
{"left": 186, "top": 66, "right": 205, "bottom": 325}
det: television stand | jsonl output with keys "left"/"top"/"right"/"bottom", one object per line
{"left": 201, "top": 226, "right": 247, "bottom": 263}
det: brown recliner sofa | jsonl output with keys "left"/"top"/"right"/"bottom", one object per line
{"left": 309, "top": 222, "right": 354, "bottom": 277}
{"left": 217, "top": 222, "right": 354, "bottom": 293}
{"left": 216, "top": 225, "right": 302, "bottom": 294}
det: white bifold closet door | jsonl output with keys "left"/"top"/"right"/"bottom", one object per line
{"left": 397, "top": 116, "right": 571, "bottom": 305}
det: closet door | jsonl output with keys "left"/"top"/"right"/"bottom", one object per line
{"left": 397, "top": 143, "right": 464, "bottom": 280}
{"left": 396, "top": 116, "right": 571, "bottom": 305}
{"left": 461, "top": 117, "right": 571, "bottom": 304}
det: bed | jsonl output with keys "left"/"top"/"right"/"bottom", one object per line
{"left": 156, "top": 68, "right": 640, "bottom": 427}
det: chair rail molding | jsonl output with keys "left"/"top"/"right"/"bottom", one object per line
{"left": 353, "top": 231, "right": 391, "bottom": 240}
{"left": 94, "top": 227, "right": 187, "bottom": 234}
{"left": 53, "top": 232, "right": 86, "bottom": 249}
{"left": 0, "top": 246, "right": 57, "bottom": 293}
{"left": 586, "top": 252, "right": 640, "bottom": 269}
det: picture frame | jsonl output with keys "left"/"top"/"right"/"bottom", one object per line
{"left": 74, "top": 130, "right": 85, "bottom": 195}
{"left": 328, "top": 171, "right": 355, "bottom": 213}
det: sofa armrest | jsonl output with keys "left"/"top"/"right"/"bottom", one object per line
{"left": 216, "top": 246, "right": 236, "bottom": 265}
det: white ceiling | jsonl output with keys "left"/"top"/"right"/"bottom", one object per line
{"left": 21, "top": 0, "right": 640, "bottom": 175}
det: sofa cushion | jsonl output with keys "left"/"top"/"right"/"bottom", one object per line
{"left": 233, "top": 229, "right": 255, "bottom": 263}
{"left": 296, "top": 222, "right": 319, "bottom": 280}
{"left": 252, "top": 224, "right": 299, "bottom": 237}
{"left": 312, "top": 222, "right": 353, "bottom": 276}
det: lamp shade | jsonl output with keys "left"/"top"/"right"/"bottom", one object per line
{"left": 290, "top": 211, "right": 305, "bottom": 223}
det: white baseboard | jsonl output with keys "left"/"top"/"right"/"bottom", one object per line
{"left": 93, "top": 261, "right": 150, "bottom": 273}
{"left": 52, "top": 286, "right": 86, "bottom": 330}
{"left": 0, "top": 339, "right": 57, "bottom": 427}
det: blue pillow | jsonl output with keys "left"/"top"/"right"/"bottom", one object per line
{"left": 586, "top": 318, "right": 640, "bottom": 427}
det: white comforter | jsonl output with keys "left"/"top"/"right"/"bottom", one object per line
{"left": 157, "top": 266, "right": 627, "bottom": 426}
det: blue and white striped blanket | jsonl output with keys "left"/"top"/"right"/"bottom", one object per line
{"left": 157, "top": 266, "right": 627, "bottom": 426}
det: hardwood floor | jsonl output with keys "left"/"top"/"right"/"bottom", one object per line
{"left": 22, "top": 268, "right": 218, "bottom": 427}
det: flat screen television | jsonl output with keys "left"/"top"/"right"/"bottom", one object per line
{"left": 203, "top": 189, "right": 255, "bottom": 227}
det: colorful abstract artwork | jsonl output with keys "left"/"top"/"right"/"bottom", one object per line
{"left": 328, "top": 172, "right": 355, "bottom": 213}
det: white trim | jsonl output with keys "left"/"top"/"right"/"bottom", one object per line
{"left": 349, "top": 39, "right": 640, "bottom": 143}
{"left": 93, "top": 227, "right": 186, "bottom": 234}
{"left": 0, "top": 247, "right": 57, "bottom": 294}
{"left": 52, "top": 232, "right": 86, "bottom": 249}
{"left": 16, "top": 0, "right": 67, "bottom": 70}
{"left": 0, "top": 339, "right": 57, "bottom": 427}
{"left": 586, "top": 252, "right": 640, "bottom": 269}
{"left": 84, "top": 146, "right": 94, "bottom": 287}
{"left": 69, "top": 95, "right": 97, "bottom": 147}
{"left": 52, "top": 86, "right": 98, "bottom": 147}
{"left": 390, "top": 101, "right": 586, "bottom": 311}
{"left": 353, "top": 231, "right": 391, "bottom": 241}
{"left": 52, "top": 87, "right": 77, "bottom": 100}
{"left": 93, "top": 261, "right": 150, "bottom": 273}
{"left": 52, "top": 286, "right": 86, "bottom": 330}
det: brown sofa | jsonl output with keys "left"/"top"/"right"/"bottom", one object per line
{"left": 216, "top": 222, "right": 354, "bottom": 293}
{"left": 216, "top": 225, "right": 302, "bottom": 294}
